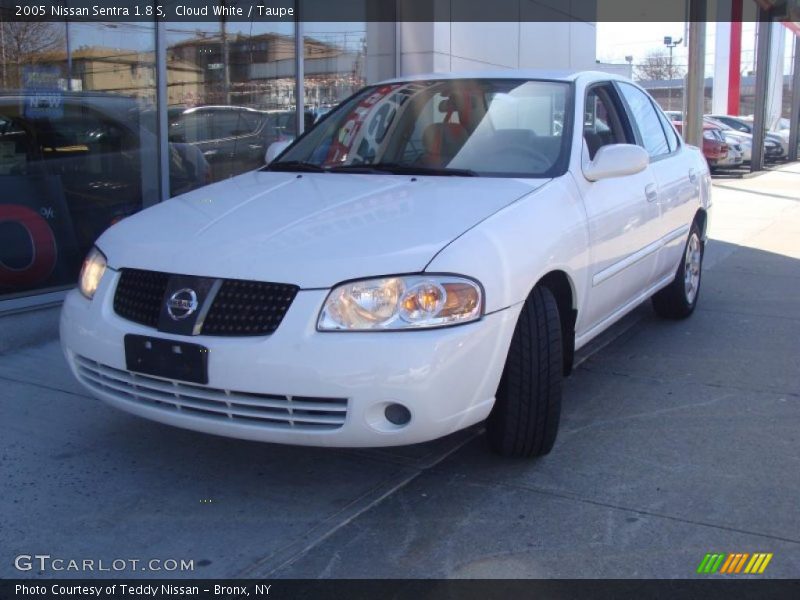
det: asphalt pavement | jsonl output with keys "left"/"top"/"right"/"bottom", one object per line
{"left": 1, "top": 163, "right": 798, "bottom": 579}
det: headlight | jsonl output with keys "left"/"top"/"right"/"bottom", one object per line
{"left": 78, "top": 247, "right": 107, "bottom": 300}
{"left": 318, "top": 275, "right": 483, "bottom": 331}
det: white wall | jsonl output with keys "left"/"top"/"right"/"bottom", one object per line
{"left": 366, "top": 19, "right": 597, "bottom": 82}
{"left": 396, "top": 21, "right": 596, "bottom": 76}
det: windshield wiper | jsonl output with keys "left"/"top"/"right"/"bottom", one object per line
{"left": 265, "top": 161, "right": 327, "bottom": 173}
{"left": 328, "top": 163, "right": 478, "bottom": 177}
{"left": 267, "top": 161, "right": 479, "bottom": 177}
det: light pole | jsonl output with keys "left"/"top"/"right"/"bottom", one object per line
{"left": 664, "top": 35, "right": 683, "bottom": 110}
{"left": 64, "top": 0, "right": 72, "bottom": 90}
{"left": 664, "top": 35, "right": 683, "bottom": 78}
{"left": 219, "top": 0, "right": 231, "bottom": 105}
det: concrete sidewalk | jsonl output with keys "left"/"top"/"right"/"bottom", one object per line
{"left": 1, "top": 165, "right": 798, "bottom": 579}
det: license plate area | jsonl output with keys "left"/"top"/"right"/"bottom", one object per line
{"left": 124, "top": 335, "right": 208, "bottom": 385}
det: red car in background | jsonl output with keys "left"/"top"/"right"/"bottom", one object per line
{"left": 672, "top": 121, "right": 728, "bottom": 170}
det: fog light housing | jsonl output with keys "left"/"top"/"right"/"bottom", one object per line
{"left": 384, "top": 403, "right": 411, "bottom": 426}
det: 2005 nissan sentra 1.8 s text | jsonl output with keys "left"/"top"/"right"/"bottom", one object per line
{"left": 61, "top": 71, "right": 711, "bottom": 458}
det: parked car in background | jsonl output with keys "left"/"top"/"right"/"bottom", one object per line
{"left": 740, "top": 115, "right": 791, "bottom": 154}
{"left": 167, "top": 105, "right": 277, "bottom": 180}
{"left": 707, "top": 114, "right": 787, "bottom": 160}
{"left": 62, "top": 71, "right": 711, "bottom": 458}
{"left": 673, "top": 120, "right": 729, "bottom": 170}
{"left": 718, "top": 140, "right": 744, "bottom": 168}
{"left": 775, "top": 117, "right": 791, "bottom": 138}
{"left": 704, "top": 116, "right": 752, "bottom": 162}
{"left": 265, "top": 109, "right": 319, "bottom": 141}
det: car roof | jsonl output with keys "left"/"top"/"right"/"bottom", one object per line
{"left": 377, "top": 69, "right": 633, "bottom": 85}
{"left": 709, "top": 114, "right": 749, "bottom": 121}
{"left": 181, "top": 105, "right": 265, "bottom": 114}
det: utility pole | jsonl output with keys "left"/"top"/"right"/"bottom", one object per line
{"left": 664, "top": 35, "right": 683, "bottom": 79}
{"left": 64, "top": 0, "right": 72, "bottom": 90}
{"left": 684, "top": 1, "right": 705, "bottom": 149}
{"left": 664, "top": 35, "right": 683, "bottom": 111}
{"left": 789, "top": 34, "right": 800, "bottom": 161}
{"left": 65, "top": 20, "right": 72, "bottom": 91}
{"left": 295, "top": 5, "right": 304, "bottom": 137}
{"left": 751, "top": 8, "right": 772, "bottom": 171}
{"left": 220, "top": 0, "right": 231, "bottom": 105}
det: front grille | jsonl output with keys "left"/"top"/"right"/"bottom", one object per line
{"left": 113, "top": 269, "right": 298, "bottom": 336}
{"left": 74, "top": 355, "right": 348, "bottom": 431}
{"left": 203, "top": 279, "right": 298, "bottom": 336}
{"left": 113, "top": 269, "right": 169, "bottom": 328}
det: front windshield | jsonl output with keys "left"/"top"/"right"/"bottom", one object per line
{"left": 272, "top": 79, "right": 571, "bottom": 177}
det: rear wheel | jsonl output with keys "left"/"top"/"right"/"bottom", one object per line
{"left": 652, "top": 222, "right": 704, "bottom": 319}
{"left": 487, "top": 286, "right": 562, "bottom": 458}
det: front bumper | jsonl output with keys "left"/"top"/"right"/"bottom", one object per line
{"left": 60, "top": 270, "right": 519, "bottom": 447}
{"left": 717, "top": 151, "right": 743, "bottom": 167}
{"left": 765, "top": 145, "right": 784, "bottom": 161}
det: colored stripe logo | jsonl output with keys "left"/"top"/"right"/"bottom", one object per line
{"left": 697, "top": 552, "right": 773, "bottom": 574}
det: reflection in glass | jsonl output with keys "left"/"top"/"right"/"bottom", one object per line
{"left": 303, "top": 22, "right": 367, "bottom": 123}
{"left": 166, "top": 21, "right": 298, "bottom": 189}
{"left": 0, "top": 20, "right": 159, "bottom": 300}
{"left": 275, "top": 79, "right": 570, "bottom": 178}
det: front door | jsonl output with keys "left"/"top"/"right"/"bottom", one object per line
{"left": 577, "top": 83, "right": 662, "bottom": 335}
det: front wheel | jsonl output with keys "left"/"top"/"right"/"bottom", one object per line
{"left": 487, "top": 285, "right": 563, "bottom": 458}
{"left": 652, "top": 222, "right": 704, "bottom": 319}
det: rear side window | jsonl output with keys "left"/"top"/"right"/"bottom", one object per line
{"left": 655, "top": 107, "right": 680, "bottom": 153}
{"left": 617, "top": 83, "right": 670, "bottom": 158}
{"left": 213, "top": 111, "right": 260, "bottom": 138}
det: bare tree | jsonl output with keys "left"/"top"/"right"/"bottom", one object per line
{"left": 0, "top": 21, "right": 65, "bottom": 87}
{"left": 634, "top": 49, "right": 686, "bottom": 82}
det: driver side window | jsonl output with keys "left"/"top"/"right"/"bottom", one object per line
{"left": 584, "top": 86, "right": 627, "bottom": 160}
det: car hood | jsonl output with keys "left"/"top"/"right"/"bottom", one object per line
{"left": 719, "top": 130, "right": 751, "bottom": 142}
{"left": 98, "top": 170, "right": 549, "bottom": 288}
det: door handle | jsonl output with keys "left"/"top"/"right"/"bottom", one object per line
{"left": 688, "top": 168, "right": 698, "bottom": 183}
{"left": 645, "top": 183, "right": 658, "bottom": 202}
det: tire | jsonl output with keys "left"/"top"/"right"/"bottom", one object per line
{"left": 651, "top": 221, "right": 704, "bottom": 319}
{"left": 487, "top": 285, "right": 562, "bottom": 458}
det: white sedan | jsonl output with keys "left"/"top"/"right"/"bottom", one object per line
{"left": 61, "top": 71, "right": 711, "bottom": 457}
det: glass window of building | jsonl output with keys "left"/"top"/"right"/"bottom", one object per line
{"left": 166, "top": 19, "right": 297, "bottom": 191}
{"left": 1, "top": 20, "right": 159, "bottom": 303}
{"left": 303, "top": 20, "right": 367, "bottom": 128}
{"left": 1, "top": 6, "right": 377, "bottom": 310}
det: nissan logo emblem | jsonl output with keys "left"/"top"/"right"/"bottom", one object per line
{"left": 166, "top": 288, "right": 199, "bottom": 320}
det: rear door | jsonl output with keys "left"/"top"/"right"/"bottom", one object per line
{"left": 211, "top": 109, "right": 265, "bottom": 177}
{"left": 616, "top": 82, "right": 698, "bottom": 284}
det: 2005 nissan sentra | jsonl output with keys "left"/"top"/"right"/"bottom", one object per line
{"left": 60, "top": 71, "right": 711, "bottom": 457}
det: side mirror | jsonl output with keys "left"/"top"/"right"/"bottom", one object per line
{"left": 265, "top": 140, "right": 291, "bottom": 165}
{"left": 584, "top": 144, "right": 649, "bottom": 181}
